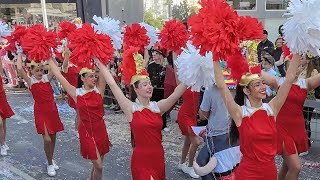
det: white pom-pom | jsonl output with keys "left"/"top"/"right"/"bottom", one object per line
{"left": 0, "top": 21, "right": 11, "bottom": 38}
{"left": 175, "top": 42, "right": 215, "bottom": 92}
{"left": 283, "top": 0, "right": 320, "bottom": 56}
{"left": 139, "top": 22, "right": 158, "bottom": 49}
{"left": 92, "top": 15, "right": 123, "bottom": 50}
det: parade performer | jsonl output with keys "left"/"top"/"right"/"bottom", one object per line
{"left": 0, "top": 55, "right": 14, "bottom": 156}
{"left": 262, "top": 54, "right": 320, "bottom": 180}
{"left": 17, "top": 54, "right": 64, "bottom": 177}
{"left": 96, "top": 46, "right": 187, "bottom": 180}
{"left": 49, "top": 23, "right": 114, "bottom": 180}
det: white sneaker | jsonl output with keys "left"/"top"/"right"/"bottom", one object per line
{"left": 52, "top": 160, "right": 59, "bottom": 170}
{"left": 0, "top": 145, "right": 8, "bottom": 156}
{"left": 47, "top": 165, "right": 56, "bottom": 176}
{"left": 299, "top": 151, "right": 309, "bottom": 157}
{"left": 163, "top": 127, "right": 170, "bottom": 132}
{"left": 178, "top": 163, "right": 189, "bottom": 173}
{"left": 187, "top": 167, "right": 200, "bottom": 179}
{"left": 4, "top": 143, "right": 9, "bottom": 151}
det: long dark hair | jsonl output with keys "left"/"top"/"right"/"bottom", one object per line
{"left": 129, "top": 81, "right": 140, "bottom": 102}
{"left": 230, "top": 85, "right": 245, "bottom": 144}
{"left": 77, "top": 74, "right": 85, "bottom": 88}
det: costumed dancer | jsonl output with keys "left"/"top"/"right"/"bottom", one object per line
{"left": 17, "top": 54, "right": 64, "bottom": 176}
{"left": 0, "top": 53, "right": 14, "bottom": 156}
{"left": 50, "top": 23, "right": 113, "bottom": 180}
{"left": 96, "top": 46, "right": 187, "bottom": 180}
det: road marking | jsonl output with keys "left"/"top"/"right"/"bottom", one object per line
{"left": 0, "top": 162, "right": 36, "bottom": 180}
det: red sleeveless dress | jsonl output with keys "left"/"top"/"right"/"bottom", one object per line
{"left": 277, "top": 78, "right": 308, "bottom": 155}
{"left": 29, "top": 75, "right": 64, "bottom": 134}
{"left": 130, "top": 100, "right": 165, "bottom": 180}
{"left": 235, "top": 103, "right": 277, "bottom": 180}
{"left": 65, "top": 65, "right": 79, "bottom": 109}
{"left": 177, "top": 88, "right": 199, "bottom": 136}
{"left": 0, "top": 76, "right": 14, "bottom": 119}
{"left": 76, "top": 87, "right": 110, "bottom": 160}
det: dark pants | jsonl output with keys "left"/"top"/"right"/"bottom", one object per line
{"left": 151, "top": 88, "right": 167, "bottom": 129}
{"left": 196, "top": 134, "right": 230, "bottom": 180}
{"left": 303, "top": 107, "right": 314, "bottom": 147}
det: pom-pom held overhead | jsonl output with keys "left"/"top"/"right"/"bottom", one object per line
{"left": 20, "top": 24, "right": 59, "bottom": 63}
{"left": 159, "top": 19, "right": 188, "bottom": 54}
{"left": 140, "top": 22, "right": 158, "bottom": 49}
{"left": 92, "top": 15, "right": 123, "bottom": 50}
{"left": 58, "top": 21, "right": 77, "bottom": 40}
{"left": 68, "top": 23, "right": 115, "bottom": 69}
{"left": 5, "top": 25, "right": 27, "bottom": 52}
{"left": 283, "top": 0, "right": 320, "bottom": 56}
{"left": 175, "top": 42, "right": 215, "bottom": 92}
{"left": 0, "top": 21, "right": 11, "bottom": 38}
{"left": 188, "top": 0, "right": 239, "bottom": 60}
{"left": 237, "top": 16, "right": 264, "bottom": 41}
{"left": 122, "top": 46, "right": 149, "bottom": 86}
{"left": 226, "top": 51, "right": 249, "bottom": 83}
{"left": 123, "top": 23, "right": 149, "bottom": 53}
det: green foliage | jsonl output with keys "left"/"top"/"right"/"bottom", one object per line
{"left": 144, "top": 10, "right": 163, "bottom": 30}
{"left": 172, "top": 0, "right": 196, "bottom": 23}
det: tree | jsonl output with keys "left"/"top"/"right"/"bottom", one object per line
{"left": 171, "top": 0, "right": 196, "bottom": 23}
{"left": 144, "top": 10, "right": 164, "bottom": 30}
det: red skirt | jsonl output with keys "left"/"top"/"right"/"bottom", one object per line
{"left": 277, "top": 124, "right": 308, "bottom": 155}
{"left": 0, "top": 92, "right": 14, "bottom": 120}
{"left": 34, "top": 102, "right": 64, "bottom": 134}
{"left": 131, "top": 147, "right": 165, "bottom": 180}
{"left": 177, "top": 114, "right": 196, "bottom": 136}
{"left": 235, "top": 157, "right": 276, "bottom": 180}
{"left": 78, "top": 119, "right": 110, "bottom": 160}
{"left": 67, "top": 94, "right": 77, "bottom": 109}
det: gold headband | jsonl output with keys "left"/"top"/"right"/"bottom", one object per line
{"left": 130, "top": 53, "right": 150, "bottom": 85}
{"left": 239, "top": 73, "right": 261, "bottom": 86}
{"left": 130, "top": 75, "right": 149, "bottom": 85}
{"left": 27, "top": 60, "right": 49, "bottom": 69}
{"left": 79, "top": 67, "right": 95, "bottom": 75}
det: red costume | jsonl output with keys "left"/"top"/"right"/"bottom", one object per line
{"left": 130, "top": 100, "right": 165, "bottom": 180}
{"left": 235, "top": 103, "right": 277, "bottom": 180}
{"left": 177, "top": 88, "right": 199, "bottom": 136}
{"left": 65, "top": 65, "right": 79, "bottom": 109}
{"left": 277, "top": 78, "right": 308, "bottom": 155}
{"left": 29, "top": 75, "right": 64, "bottom": 134}
{"left": 76, "top": 87, "right": 110, "bottom": 160}
{"left": 0, "top": 76, "right": 14, "bottom": 119}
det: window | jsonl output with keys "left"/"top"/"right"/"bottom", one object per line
{"left": 0, "top": 3, "right": 77, "bottom": 30}
{"left": 226, "top": 0, "right": 257, "bottom": 10}
{"left": 266, "top": 0, "right": 289, "bottom": 10}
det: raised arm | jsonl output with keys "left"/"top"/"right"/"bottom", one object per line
{"left": 16, "top": 54, "right": 31, "bottom": 87}
{"left": 143, "top": 48, "right": 150, "bottom": 68}
{"left": 95, "top": 59, "right": 133, "bottom": 119}
{"left": 0, "top": 56, "right": 3, "bottom": 76}
{"left": 306, "top": 69, "right": 320, "bottom": 91}
{"left": 157, "top": 83, "right": 187, "bottom": 115}
{"left": 96, "top": 67, "right": 107, "bottom": 96}
{"left": 269, "top": 54, "right": 300, "bottom": 116}
{"left": 213, "top": 61, "right": 242, "bottom": 126}
{"left": 261, "top": 71, "right": 280, "bottom": 90}
{"left": 62, "top": 48, "right": 71, "bottom": 73}
{"left": 47, "top": 58, "right": 76, "bottom": 100}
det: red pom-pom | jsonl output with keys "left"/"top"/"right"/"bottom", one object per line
{"left": 20, "top": 24, "right": 58, "bottom": 63}
{"left": 226, "top": 51, "right": 249, "bottom": 83}
{"left": 123, "top": 24, "right": 149, "bottom": 53}
{"left": 159, "top": 19, "right": 188, "bottom": 54}
{"left": 68, "top": 24, "right": 115, "bottom": 69}
{"left": 282, "top": 43, "right": 292, "bottom": 59}
{"left": 237, "top": 16, "right": 264, "bottom": 41}
{"left": 188, "top": 0, "right": 239, "bottom": 60}
{"left": 250, "top": 65, "right": 261, "bottom": 74}
{"left": 122, "top": 46, "right": 148, "bottom": 85}
{"left": 5, "top": 25, "right": 27, "bottom": 52}
{"left": 58, "top": 21, "right": 77, "bottom": 40}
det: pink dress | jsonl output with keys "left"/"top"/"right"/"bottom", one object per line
{"left": 29, "top": 75, "right": 64, "bottom": 134}
{"left": 277, "top": 78, "right": 308, "bottom": 155}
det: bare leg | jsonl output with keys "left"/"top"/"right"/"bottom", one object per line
{"left": 278, "top": 160, "right": 288, "bottom": 180}
{"left": 180, "top": 136, "right": 191, "bottom": 164}
{"left": 188, "top": 135, "right": 201, "bottom": 167}
{"left": 74, "top": 112, "right": 79, "bottom": 131}
{"left": 49, "top": 134, "right": 56, "bottom": 161}
{"left": 284, "top": 153, "right": 301, "bottom": 180}
{"left": 43, "top": 125, "right": 53, "bottom": 165}
{"left": 0, "top": 117, "right": 4, "bottom": 145}
{"left": 3, "top": 120, "right": 6, "bottom": 143}
{"left": 90, "top": 148, "right": 104, "bottom": 180}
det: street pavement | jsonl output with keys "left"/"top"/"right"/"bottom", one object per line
{"left": 1, "top": 89, "right": 320, "bottom": 180}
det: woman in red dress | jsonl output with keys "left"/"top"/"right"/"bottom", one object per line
{"left": 177, "top": 88, "right": 201, "bottom": 178}
{"left": 0, "top": 55, "right": 14, "bottom": 156}
{"left": 213, "top": 44, "right": 300, "bottom": 180}
{"left": 262, "top": 55, "right": 320, "bottom": 180}
{"left": 95, "top": 49, "right": 187, "bottom": 180}
{"left": 48, "top": 58, "right": 110, "bottom": 180}
{"left": 16, "top": 54, "right": 64, "bottom": 177}
{"left": 62, "top": 49, "right": 80, "bottom": 136}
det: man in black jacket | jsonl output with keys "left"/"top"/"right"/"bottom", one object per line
{"left": 257, "top": 30, "right": 274, "bottom": 62}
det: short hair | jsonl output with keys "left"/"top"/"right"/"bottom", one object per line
{"left": 263, "top": 30, "right": 268, "bottom": 35}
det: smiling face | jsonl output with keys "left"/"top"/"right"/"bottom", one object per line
{"left": 81, "top": 72, "right": 98, "bottom": 89}
{"left": 31, "top": 66, "right": 44, "bottom": 80}
{"left": 244, "top": 79, "right": 267, "bottom": 100}
{"left": 134, "top": 79, "right": 153, "bottom": 99}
